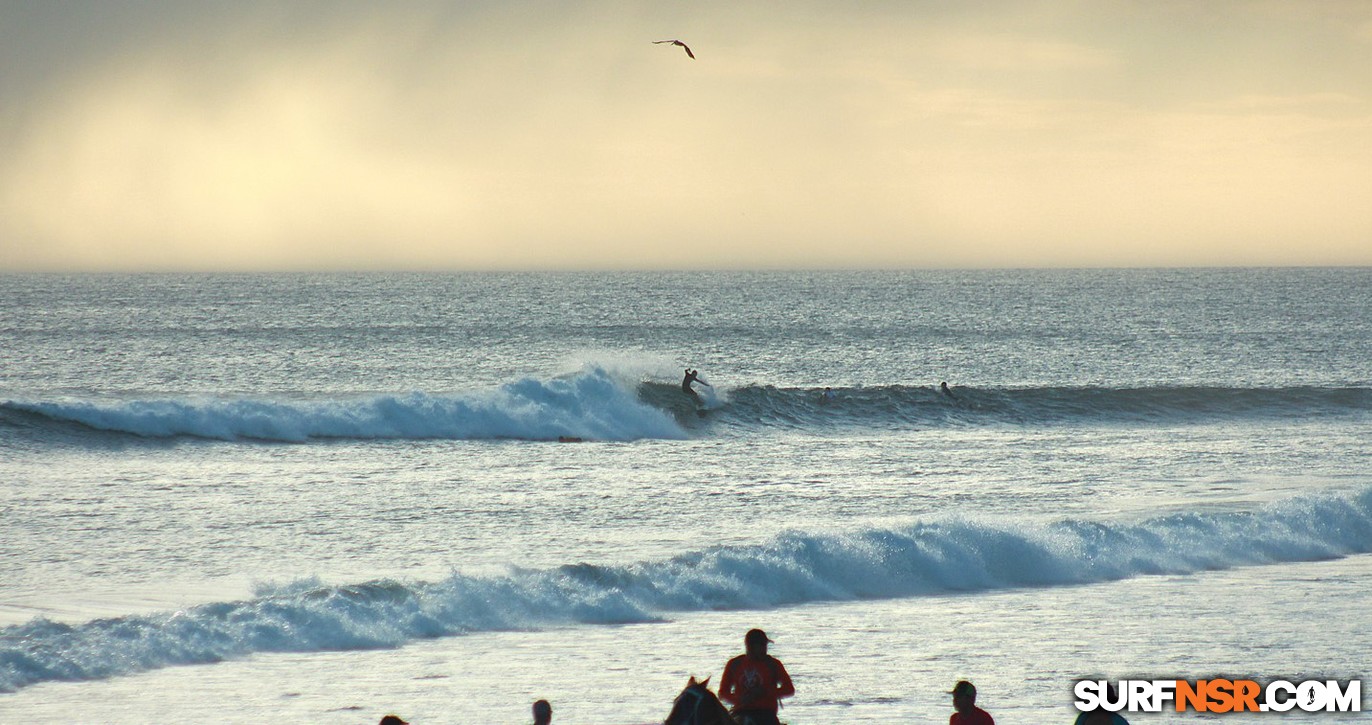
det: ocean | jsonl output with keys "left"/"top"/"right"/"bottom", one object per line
{"left": 1, "top": 269, "right": 1369, "bottom": 723}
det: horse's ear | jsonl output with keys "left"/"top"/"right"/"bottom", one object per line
{"left": 699, "top": 676, "right": 710, "bottom": 688}
{"left": 688, "top": 676, "right": 698, "bottom": 686}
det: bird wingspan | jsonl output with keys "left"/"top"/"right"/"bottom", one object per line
{"left": 652, "top": 39, "right": 695, "bottom": 58}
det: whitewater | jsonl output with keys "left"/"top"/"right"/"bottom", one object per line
{"left": 1, "top": 269, "right": 1369, "bottom": 723}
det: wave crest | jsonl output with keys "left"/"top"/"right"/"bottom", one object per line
{"left": 2, "top": 367, "right": 685, "bottom": 442}
{"left": 4, "top": 487, "right": 1370, "bottom": 692}
{"left": 5, "top": 381, "right": 1367, "bottom": 444}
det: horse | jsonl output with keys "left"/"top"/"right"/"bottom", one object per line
{"left": 663, "top": 676, "right": 738, "bottom": 725}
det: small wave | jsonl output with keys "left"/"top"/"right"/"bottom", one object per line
{"left": 712, "top": 384, "right": 1372, "bottom": 429}
{"left": 3, "top": 487, "right": 1370, "bottom": 692}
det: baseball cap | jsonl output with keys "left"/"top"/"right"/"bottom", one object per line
{"left": 745, "top": 628, "right": 774, "bottom": 645}
{"left": 949, "top": 680, "right": 976, "bottom": 697}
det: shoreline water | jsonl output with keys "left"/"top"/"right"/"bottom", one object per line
{"left": 4, "top": 553, "right": 1368, "bottom": 723}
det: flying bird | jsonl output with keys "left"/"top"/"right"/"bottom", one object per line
{"left": 653, "top": 39, "right": 695, "bottom": 59}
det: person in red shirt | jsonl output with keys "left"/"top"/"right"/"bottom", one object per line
{"left": 949, "top": 680, "right": 995, "bottom": 725}
{"left": 719, "top": 628, "right": 795, "bottom": 725}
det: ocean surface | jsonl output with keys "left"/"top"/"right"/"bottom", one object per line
{"left": 1, "top": 269, "right": 1369, "bottom": 723}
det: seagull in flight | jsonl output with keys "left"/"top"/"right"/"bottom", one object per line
{"left": 653, "top": 39, "right": 695, "bottom": 59}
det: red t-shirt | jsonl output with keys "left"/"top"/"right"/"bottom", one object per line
{"left": 950, "top": 706, "right": 995, "bottom": 725}
{"left": 719, "top": 654, "right": 795, "bottom": 712}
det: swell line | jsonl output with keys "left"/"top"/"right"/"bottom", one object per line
{"left": 4, "top": 379, "right": 1368, "bottom": 445}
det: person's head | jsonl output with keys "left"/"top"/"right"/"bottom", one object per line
{"left": 950, "top": 680, "right": 977, "bottom": 712}
{"left": 379, "top": 716, "right": 408, "bottom": 725}
{"left": 532, "top": 699, "right": 552, "bottom": 725}
{"left": 745, "top": 628, "right": 772, "bottom": 657}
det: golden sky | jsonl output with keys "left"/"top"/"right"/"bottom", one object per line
{"left": 2, "top": 0, "right": 1370, "bottom": 271}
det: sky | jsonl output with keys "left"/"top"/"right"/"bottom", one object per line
{"left": 1, "top": 0, "right": 1369, "bottom": 271}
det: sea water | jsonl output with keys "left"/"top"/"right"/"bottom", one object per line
{"left": 0, "top": 269, "right": 1369, "bottom": 723}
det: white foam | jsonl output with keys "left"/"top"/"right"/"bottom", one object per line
{"left": 6, "top": 367, "right": 686, "bottom": 442}
{"left": 3, "top": 487, "right": 1370, "bottom": 693}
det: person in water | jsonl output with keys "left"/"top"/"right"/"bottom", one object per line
{"left": 719, "top": 628, "right": 795, "bottom": 725}
{"left": 948, "top": 680, "right": 994, "bottom": 725}
{"left": 821, "top": 386, "right": 835, "bottom": 403}
{"left": 940, "top": 381, "right": 957, "bottom": 399}
{"left": 532, "top": 699, "right": 553, "bottom": 725}
{"left": 682, "top": 368, "right": 711, "bottom": 402}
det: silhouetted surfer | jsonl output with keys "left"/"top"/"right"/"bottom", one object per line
{"left": 683, "top": 368, "right": 706, "bottom": 395}
{"left": 682, "top": 368, "right": 711, "bottom": 407}
{"left": 940, "top": 381, "right": 957, "bottom": 400}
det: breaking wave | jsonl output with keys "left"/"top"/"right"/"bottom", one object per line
{"left": 1, "top": 367, "right": 685, "bottom": 443}
{"left": 4, "top": 486, "right": 1371, "bottom": 692}
{"left": 4, "top": 377, "right": 1368, "bottom": 444}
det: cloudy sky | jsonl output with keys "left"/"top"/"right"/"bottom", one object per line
{"left": 2, "top": 0, "right": 1369, "bottom": 271}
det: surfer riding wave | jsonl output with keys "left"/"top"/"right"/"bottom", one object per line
{"left": 682, "top": 368, "right": 710, "bottom": 403}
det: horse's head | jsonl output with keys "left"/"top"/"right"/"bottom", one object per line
{"left": 664, "top": 676, "right": 736, "bottom": 725}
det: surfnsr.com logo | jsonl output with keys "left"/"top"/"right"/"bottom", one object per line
{"left": 1074, "top": 679, "right": 1361, "bottom": 713}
